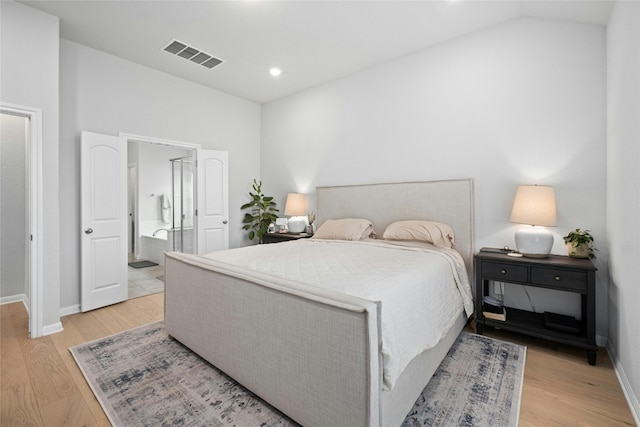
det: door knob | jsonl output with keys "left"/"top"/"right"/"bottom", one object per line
{"left": 84, "top": 228, "right": 93, "bottom": 234}
{"left": 222, "top": 220, "right": 228, "bottom": 224}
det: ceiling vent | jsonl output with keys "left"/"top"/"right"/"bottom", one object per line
{"left": 162, "top": 39, "right": 223, "bottom": 69}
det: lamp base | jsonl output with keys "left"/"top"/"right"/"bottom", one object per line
{"left": 287, "top": 217, "right": 307, "bottom": 234}
{"left": 515, "top": 226, "right": 553, "bottom": 258}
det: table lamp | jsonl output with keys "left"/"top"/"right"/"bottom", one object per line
{"left": 284, "top": 193, "right": 308, "bottom": 234}
{"left": 510, "top": 185, "right": 557, "bottom": 258}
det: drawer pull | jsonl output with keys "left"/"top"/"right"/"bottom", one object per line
{"left": 501, "top": 269, "right": 507, "bottom": 274}
{"left": 555, "top": 276, "right": 561, "bottom": 281}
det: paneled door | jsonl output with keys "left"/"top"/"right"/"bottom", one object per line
{"left": 81, "top": 131, "right": 128, "bottom": 311}
{"left": 196, "top": 149, "right": 229, "bottom": 254}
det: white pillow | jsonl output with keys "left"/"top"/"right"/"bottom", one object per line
{"left": 312, "top": 218, "right": 374, "bottom": 241}
{"left": 382, "top": 220, "right": 455, "bottom": 248}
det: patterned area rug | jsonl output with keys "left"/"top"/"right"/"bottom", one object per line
{"left": 70, "top": 322, "right": 525, "bottom": 427}
{"left": 401, "top": 332, "right": 525, "bottom": 427}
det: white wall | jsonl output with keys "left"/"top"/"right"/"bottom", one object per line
{"left": 0, "top": 1, "right": 61, "bottom": 331}
{"left": 59, "top": 39, "right": 261, "bottom": 310}
{"left": 135, "top": 143, "right": 192, "bottom": 222}
{"left": 607, "top": 1, "right": 640, "bottom": 421}
{"left": 262, "top": 18, "right": 608, "bottom": 335}
{"left": 0, "top": 114, "right": 27, "bottom": 298}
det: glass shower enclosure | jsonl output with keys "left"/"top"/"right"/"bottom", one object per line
{"left": 170, "top": 157, "right": 195, "bottom": 253}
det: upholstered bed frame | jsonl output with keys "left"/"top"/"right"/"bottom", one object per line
{"left": 164, "top": 179, "right": 474, "bottom": 426}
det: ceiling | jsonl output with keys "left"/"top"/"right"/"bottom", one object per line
{"left": 19, "top": 0, "right": 614, "bottom": 104}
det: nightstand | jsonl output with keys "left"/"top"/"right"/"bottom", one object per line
{"left": 262, "top": 233, "right": 312, "bottom": 244}
{"left": 475, "top": 248, "right": 598, "bottom": 365}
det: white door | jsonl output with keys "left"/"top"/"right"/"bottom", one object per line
{"left": 196, "top": 149, "right": 229, "bottom": 254}
{"left": 81, "top": 131, "right": 128, "bottom": 311}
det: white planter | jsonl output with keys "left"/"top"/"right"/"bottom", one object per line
{"left": 566, "top": 243, "right": 590, "bottom": 259}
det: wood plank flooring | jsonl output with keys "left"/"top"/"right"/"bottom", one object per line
{"left": 1, "top": 293, "right": 636, "bottom": 426}
{"left": 471, "top": 325, "right": 637, "bottom": 426}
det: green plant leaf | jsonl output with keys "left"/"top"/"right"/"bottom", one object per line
{"left": 241, "top": 179, "right": 279, "bottom": 242}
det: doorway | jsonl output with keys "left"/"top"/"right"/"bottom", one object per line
{"left": 0, "top": 103, "right": 43, "bottom": 337}
{"left": 127, "top": 141, "right": 195, "bottom": 299}
{"left": 1, "top": 114, "right": 28, "bottom": 304}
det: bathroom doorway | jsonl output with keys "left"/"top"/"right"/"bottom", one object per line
{"left": 127, "top": 141, "right": 195, "bottom": 299}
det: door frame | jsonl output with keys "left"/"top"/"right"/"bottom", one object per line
{"left": 127, "top": 163, "right": 137, "bottom": 257}
{"left": 121, "top": 133, "right": 200, "bottom": 150}
{"left": 1, "top": 102, "right": 44, "bottom": 338}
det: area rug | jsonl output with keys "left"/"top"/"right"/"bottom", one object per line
{"left": 401, "top": 332, "right": 525, "bottom": 427}
{"left": 70, "top": 323, "right": 525, "bottom": 427}
{"left": 127, "top": 260, "right": 158, "bottom": 268}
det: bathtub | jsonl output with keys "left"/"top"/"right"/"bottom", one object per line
{"left": 137, "top": 221, "right": 195, "bottom": 265}
{"left": 139, "top": 222, "right": 173, "bottom": 266}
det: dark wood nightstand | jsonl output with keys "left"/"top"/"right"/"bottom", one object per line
{"left": 262, "top": 232, "right": 312, "bottom": 244}
{"left": 475, "top": 248, "right": 598, "bottom": 365}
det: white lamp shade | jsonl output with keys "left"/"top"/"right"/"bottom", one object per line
{"left": 284, "top": 193, "right": 307, "bottom": 216}
{"left": 510, "top": 185, "right": 557, "bottom": 226}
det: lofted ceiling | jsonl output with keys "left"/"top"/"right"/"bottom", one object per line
{"left": 19, "top": 0, "right": 614, "bottom": 104}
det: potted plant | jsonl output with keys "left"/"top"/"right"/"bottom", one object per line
{"left": 563, "top": 229, "right": 596, "bottom": 259}
{"left": 241, "top": 179, "right": 279, "bottom": 243}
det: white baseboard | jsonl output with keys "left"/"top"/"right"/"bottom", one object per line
{"left": 608, "top": 344, "right": 640, "bottom": 425}
{"left": 42, "top": 321, "right": 63, "bottom": 336}
{"left": 0, "top": 293, "right": 29, "bottom": 314}
{"left": 2, "top": 294, "right": 64, "bottom": 336}
{"left": 60, "top": 304, "right": 81, "bottom": 317}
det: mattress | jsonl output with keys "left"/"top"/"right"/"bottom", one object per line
{"left": 202, "top": 239, "right": 473, "bottom": 390}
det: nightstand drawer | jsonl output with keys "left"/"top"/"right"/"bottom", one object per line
{"left": 481, "top": 261, "right": 528, "bottom": 282}
{"left": 531, "top": 267, "right": 587, "bottom": 292}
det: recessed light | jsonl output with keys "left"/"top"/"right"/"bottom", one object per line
{"left": 269, "top": 67, "right": 282, "bottom": 77}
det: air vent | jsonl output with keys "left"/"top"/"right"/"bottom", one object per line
{"left": 163, "top": 39, "right": 223, "bottom": 70}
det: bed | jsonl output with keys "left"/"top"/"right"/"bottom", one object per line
{"left": 164, "top": 179, "right": 474, "bottom": 427}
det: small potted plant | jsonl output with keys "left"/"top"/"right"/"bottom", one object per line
{"left": 241, "top": 179, "right": 279, "bottom": 244}
{"left": 563, "top": 229, "right": 596, "bottom": 259}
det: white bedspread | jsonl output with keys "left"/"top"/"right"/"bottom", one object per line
{"left": 202, "top": 239, "right": 473, "bottom": 390}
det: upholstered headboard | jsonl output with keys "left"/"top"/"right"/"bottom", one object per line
{"left": 316, "top": 179, "right": 475, "bottom": 279}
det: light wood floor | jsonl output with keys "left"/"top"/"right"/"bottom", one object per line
{"left": 1, "top": 293, "right": 636, "bottom": 426}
